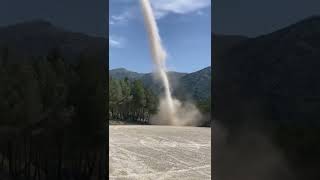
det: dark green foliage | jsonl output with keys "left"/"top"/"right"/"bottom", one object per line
{"left": 0, "top": 48, "right": 107, "bottom": 179}
{"left": 195, "top": 97, "right": 211, "bottom": 126}
{"left": 197, "top": 97, "right": 211, "bottom": 114}
{"left": 109, "top": 78, "right": 158, "bottom": 124}
{"left": 73, "top": 54, "right": 107, "bottom": 140}
{"left": 132, "top": 80, "right": 146, "bottom": 108}
{"left": 0, "top": 47, "right": 106, "bottom": 136}
{"left": 175, "top": 67, "right": 211, "bottom": 101}
{"left": 145, "top": 88, "right": 158, "bottom": 115}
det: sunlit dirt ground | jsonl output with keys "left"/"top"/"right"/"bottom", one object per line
{"left": 109, "top": 125, "right": 211, "bottom": 180}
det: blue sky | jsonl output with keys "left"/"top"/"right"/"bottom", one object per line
{"left": 109, "top": 0, "right": 211, "bottom": 73}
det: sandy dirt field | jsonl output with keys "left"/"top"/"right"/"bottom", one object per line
{"left": 109, "top": 125, "right": 211, "bottom": 180}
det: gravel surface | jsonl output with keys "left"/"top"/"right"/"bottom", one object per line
{"left": 109, "top": 125, "right": 211, "bottom": 180}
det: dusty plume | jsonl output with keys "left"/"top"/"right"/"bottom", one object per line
{"left": 140, "top": 0, "right": 202, "bottom": 126}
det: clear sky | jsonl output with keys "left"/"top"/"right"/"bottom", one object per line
{"left": 109, "top": 0, "right": 211, "bottom": 73}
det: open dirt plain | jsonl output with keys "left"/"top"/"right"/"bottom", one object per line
{"left": 109, "top": 125, "right": 211, "bottom": 180}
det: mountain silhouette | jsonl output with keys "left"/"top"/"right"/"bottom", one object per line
{"left": 214, "top": 16, "right": 320, "bottom": 127}
{"left": 0, "top": 19, "right": 107, "bottom": 64}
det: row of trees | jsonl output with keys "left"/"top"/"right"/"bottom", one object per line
{"left": 109, "top": 77, "right": 212, "bottom": 126}
{"left": 0, "top": 47, "right": 106, "bottom": 138}
{"left": 0, "top": 47, "right": 107, "bottom": 179}
{"left": 196, "top": 97, "right": 212, "bottom": 126}
{"left": 109, "top": 78, "right": 158, "bottom": 123}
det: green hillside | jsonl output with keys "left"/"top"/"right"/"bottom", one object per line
{"left": 109, "top": 67, "right": 211, "bottom": 101}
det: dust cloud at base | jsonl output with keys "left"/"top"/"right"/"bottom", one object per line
{"left": 150, "top": 98, "right": 203, "bottom": 126}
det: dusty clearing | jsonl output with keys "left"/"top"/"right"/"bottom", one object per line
{"left": 109, "top": 125, "right": 211, "bottom": 180}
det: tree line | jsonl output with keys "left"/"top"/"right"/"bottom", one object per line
{"left": 109, "top": 77, "right": 211, "bottom": 126}
{"left": 109, "top": 77, "right": 158, "bottom": 124}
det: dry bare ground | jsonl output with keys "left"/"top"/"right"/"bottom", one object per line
{"left": 109, "top": 125, "right": 211, "bottom": 180}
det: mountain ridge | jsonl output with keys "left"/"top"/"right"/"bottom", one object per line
{"left": 110, "top": 67, "right": 211, "bottom": 101}
{"left": 213, "top": 15, "right": 320, "bottom": 126}
{"left": 0, "top": 19, "right": 107, "bottom": 64}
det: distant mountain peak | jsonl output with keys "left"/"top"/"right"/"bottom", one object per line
{"left": 111, "top": 68, "right": 131, "bottom": 72}
{"left": 109, "top": 68, "right": 144, "bottom": 80}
